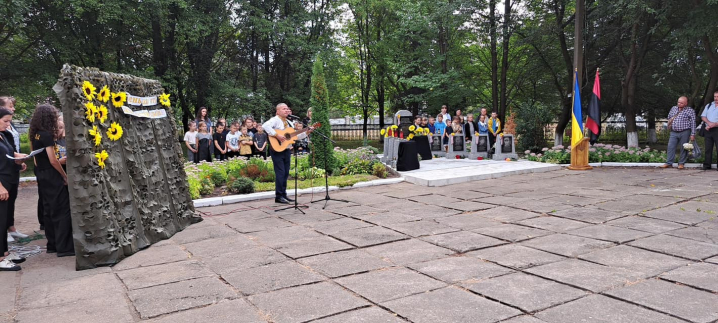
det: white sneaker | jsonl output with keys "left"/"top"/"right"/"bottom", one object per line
{"left": 5, "top": 252, "right": 25, "bottom": 264}
{"left": 6, "top": 235, "right": 14, "bottom": 243}
{"left": 8, "top": 231, "right": 28, "bottom": 239}
{"left": 0, "top": 259, "right": 20, "bottom": 271}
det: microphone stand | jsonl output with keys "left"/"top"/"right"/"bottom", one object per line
{"left": 309, "top": 128, "right": 350, "bottom": 209}
{"left": 275, "top": 118, "right": 308, "bottom": 214}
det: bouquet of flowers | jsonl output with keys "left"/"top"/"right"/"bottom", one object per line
{"left": 683, "top": 142, "right": 694, "bottom": 151}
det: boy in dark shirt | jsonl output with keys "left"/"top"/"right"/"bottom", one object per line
{"left": 213, "top": 123, "right": 227, "bottom": 161}
{"left": 253, "top": 125, "right": 268, "bottom": 158}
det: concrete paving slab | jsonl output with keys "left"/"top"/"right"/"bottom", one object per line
{"left": 665, "top": 225, "right": 718, "bottom": 244}
{"left": 311, "top": 306, "right": 406, "bottom": 323}
{"left": 420, "top": 231, "right": 506, "bottom": 253}
{"left": 628, "top": 234, "right": 718, "bottom": 260}
{"left": 550, "top": 207, "right": 625, "bottom": 224}
{"left": 660, "top": 263, "right": 718, "bottom": 293}
{"left": 606, "top": 215, "right": 686, "bottom": 233}
{"left": 515, "top": 216, "right": 591, "bottom": 232}
{"left": 566, "top": 224, "right": 653, "bottom": 243}
{"left": 223, "top": 216, "right": 293, "bottom": 233}
{"left": 298, "top": 249, "right": 391, "bottom": 278}
{"left": 463, "top": 272, "right": 587, "bottom": 312}
{"left": 593, "top": 194, "right": 682, "bottom": 214}
{"left": 535, "top": 294, "right": 685, "bottom": 323}
{"left": 396, "top": 204, "right": 462, "bottom": 219}
{"left": 521, "top": 233, "right": 615, "bottom": 257}
{"left": 309, "top": 217, "right": 375, "bottom": 235}
{"left": 170, "top": 224, "right": 239, "bottom": 244}
{"left": 182, "top": 234, "right": 258, "bottom": 258}
{"left": 605, "top": 279, "right": 718, "bottom": 323}
{"left": 473, "top": 206, "right": 540, "bottom": 223}
{"left": 434, "top": 213, "right": 502, "bottom": 230}
{"left": 382, "top": 286, "right": 521, "bottom": 323}
{"left": 526, "top": 259, "right": 646, "bottom": 292}
{"left": 500, "top": 315, "right": 547, "bottom": 323}
{"left": 222, "top": 261, "right": 324, "bottom": 295}
{"left": 472, "top": 224, "right": 552, "bottom": 242}
{"left": 408, "top": 256, "right": 513, "bottom": 283}
{"left": 364, "top": 239, "right": 454, "bottom": 265}
{"left": 111, "top": 244, "right": 190, "bottom": 271}
{"left": 19, "top": 273, "right": 123, "bottom": 309}
{"left": 248, "top": 226, "right": 325, "bottom": 247}
{"left": 330, "top": 226, "right": 408, "bottom": 247}
{"left": 706, "top": 256, "right": 718, "bottom": 264}
{"left": 203, "top": 247, "right": 288, "bottom": 275}
{"left": 336, "top": 267, "right": 446, "bottom": 303}
{"left": 15, "top": 295, "right": 135, "bottom": 323}
{"left": 273, "top": 236, "right": 353, "bottom": 259}
{"left": 579, "top": 245, "right": 691, "bottom": 276}
{"left": 385, "top": 220, "right": 460, "bottom": 237}
{"left": 248, "top": 282, "right": 369, "bottom": 323}
{"left": 355, "top": 212, "right": 423, "bottom": 225}
{"left": 117, "top": 260, "right": 215, "bottom": 290}
{"left": 642, "top": 201, "right": 718, "bottom": 225}
{"left": 467, "top": 244, "right": 565, "bottom": 269}
{"left": 128, "top": 276, "right": 236, "bottom": 319}
{"left": 146, "top": 299, "right": 265, "bottom": 323}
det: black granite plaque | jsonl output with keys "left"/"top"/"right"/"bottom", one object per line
{"left": 501, "top": 136, "right": 513, "bottom": 153}
{"left": 431, "top": 135, "right": 443, "bottom": 151}
{"left": 478, "top": 136, "right": 488, "bottom": 152}
{"left": 453, "top": 136, "right": 465, "bottom": 151}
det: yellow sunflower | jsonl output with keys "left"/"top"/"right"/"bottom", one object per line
{"left": 111, "top": 92, "right": 127, "bottom": 108}
{"left": 159, "top": 93, "right": 171, "bottom": 107}
{"left": 409, "top": 125, "right": 416, "bottom": 132}
{"left": 88, "top": 125, "right": 102, "bottom": 146}
{"left": 84, "top": 102, "right": 97, "bottom": 123}
{"left": 95, "top": 104, "right": 108, "bottom": 123}
{"left": 82, "top": 81, "right": 96, "bottom": 101}
{"left": 391, "top": 125, "right": 398, "bottom": 130}
{"left": 408, "top": 134, "right": 414, "bottom": 140}
{"left": 380, "top": 129, "right": 386, "bottom": 136}
{"left": 97, "top": 85, "right": 110, "bottom": 103}
{"left": 107, "top": 122, "right": 123, "bottom": 141}
{"left": 95, "top": 150, "right": 109, "bottom": 169}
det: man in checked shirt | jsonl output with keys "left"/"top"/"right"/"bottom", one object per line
{"left": 660, "top": 96, "right": 695, "bottom": 169}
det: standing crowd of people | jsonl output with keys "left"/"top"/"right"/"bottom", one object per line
{"left": 0, "top": 97, "right": 73, "bottom": 272}
{"left": 414, "top": 105, "right": 502, "bottom": 152}
{"left": 661, "top": 91, "right": 718, "bottom": 170}
{"left": 183, "top": 107, "right": 312, "bottom": 163}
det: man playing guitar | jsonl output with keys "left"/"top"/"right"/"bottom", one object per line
{"left": 262, "top": 103, "right": 313, "bottom": 204}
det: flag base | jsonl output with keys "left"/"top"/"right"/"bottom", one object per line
{"left": 568, "top": 138, "right": 592, "bottom": 171}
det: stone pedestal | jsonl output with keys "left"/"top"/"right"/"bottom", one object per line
{"left": 469, "top": 134, "right": 490, "bottom": 160}
{"left": 448, "top": 134, "right": 468, "bottom": 158}
{"left": 492, "top": 134, "right": 518, "bottom": 160}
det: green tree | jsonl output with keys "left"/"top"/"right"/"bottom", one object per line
{"left": 310, "top": 56, "right": 336, "bottom": 172}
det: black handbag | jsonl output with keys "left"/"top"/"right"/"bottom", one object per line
{"left": 698, "top": 122, "right": 707, "bottom": 137}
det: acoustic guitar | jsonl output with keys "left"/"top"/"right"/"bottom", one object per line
{"left": 268, "top": 122, "right": 321, "bottom": 152}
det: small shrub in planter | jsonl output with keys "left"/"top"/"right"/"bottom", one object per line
{"left": 341, "top": 159, "right": 373, "bottom": 175}
{"left": 199, "top": 177, "right": 214, "bottom": 195}
{"left": 228, "top": 177, "right": 255, "bottom": 194}
{"left": 372, "top": 162, "right": 387, "bottom": 178}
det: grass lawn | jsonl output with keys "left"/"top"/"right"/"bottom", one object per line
{"left": 253, "top": 174, "right": 378, "bottom": 192}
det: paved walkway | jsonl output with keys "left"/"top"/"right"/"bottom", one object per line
{"left": 3, "top": 168, "right": 718, "bottom": 322}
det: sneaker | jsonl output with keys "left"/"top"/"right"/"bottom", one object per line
{"left": 5, "top": 252, "right": 25, "bottom": 264}
{"left": 7, "top": 235, "right": 14, "bottom": 243}
{"left": 8, "top": 230, "right": 28, "bottom": 239}
{"left": 0, "top": 259, "right": 21, "bottom": 271}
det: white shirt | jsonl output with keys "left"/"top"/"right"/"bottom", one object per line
{"left": 226, "top": 132, "right": 240, "bottom": 150}
{"left": 183, "top": 130, "right": 197, "bottom": 145}
{"left": 262, "top": 115, "right": 307, "bottom": 140}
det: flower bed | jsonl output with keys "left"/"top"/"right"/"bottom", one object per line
{"left": 185, "top": 147, "right": 389, "bottom": 199}
{"left": 525, "top": 144, "right": 668, "bottom": 164}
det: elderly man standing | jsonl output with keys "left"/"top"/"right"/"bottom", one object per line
{"left": 660, "top": 96, "right": 695, "bottom": 169}
{"left": 701, "top": 90, "right": 718, "bottom": 170}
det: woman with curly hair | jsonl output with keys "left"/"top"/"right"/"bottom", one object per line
{"left": 30, "top": 104, "right": 74, "bottom": 257}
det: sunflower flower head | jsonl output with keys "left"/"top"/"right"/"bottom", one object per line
{"left": 107, "top": 122, "right": 123, "bottom": 141}
{"left": 159, "top": 93, "right": 171, "bottom": 107}
{"left": 95, "top": 105, "right": 108, "bottom": 123}
{"left": 98, "top": 85, "right": 110, "bottom": 103}
{"left": 409, "top": 125, "right": 416, "bottom": 132}
{"left": 89, "top": 125, "right": 102, "bottom": 146}
{"left": 95, "top": 150, "right": 109, "bottom": 169}
{"left": 391, "top": 125, "right": 398, "bottom": 130}
{"left": 82, "top": 81, "right": 97, "bottom": 101}
{"left": 111, "top": 92, "right": 127, "bottom": 108}
{"left": 84, "top": 102, "right": 97, "bottom": 123}
{"left": 380, "top": 129, "right": 386, "bottom": 136}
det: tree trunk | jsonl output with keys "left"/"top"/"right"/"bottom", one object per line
{"left": 499, "top": 0, "right": 511, "bottom": 121}
{"left": 489, "top": 0, "right": 499, "bottom": 113}
{"left": 701, "top": 35, "right": 718, "bottom": 107}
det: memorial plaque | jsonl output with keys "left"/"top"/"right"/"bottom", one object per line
{"left": 431, "top": 135, "right": 443, "bottom": 151}
{"left": 395, "top": 110, "right": 413, "bottom": 138}
{"left": 501, "top": 136, "right": 513, "bottom": 154}
{"left": 453, "top": 136, "right": 465, "bottom": 151}
{"left": 478, "top": 135, "right": 488, "bottom": 152}
{"left": 492, "top": 134, "right": 518, "bottom": 160}
{"left": 469, "top": 134, "right": 490, "bottom": 160}
{"left": 448, "top": 134, "right": 468, "bottom": 157}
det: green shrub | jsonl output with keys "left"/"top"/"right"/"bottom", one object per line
{"left": 341, "top": 159, "right": 373, "bottom": 175}
{"left": 300, "top": 167, "right": 325, "bottom": 180}
{"left": 310, "top": 56, "right": 337, "bottom": 171}
{"left": 516, "top": 101, "right": 554, "bottom": 153}
{"left": 199, "top": 177, "right": 214, "bottom": 195}
{"left": 228, "top": 177, "right": 255, "bottom": 194}
{"left": 372, "top": 162, "right": 387, "bottom": 178}
{"left": 208, "top": 168, "right": 227, "bottom": 187}
{"left": 187, "top": 176, "right": 201, "bottom": 199}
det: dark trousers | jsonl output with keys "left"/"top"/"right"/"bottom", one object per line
{"left": 704, "top": 127, "right": 718, "bottom": 167}
{"left": 0, "top": 180, "right": 18, "bottom": 254}
{"left": 36, "top": 168, "right": 74, "bottom": 253}
{"left": 6, "top": 182, "right": 17, "bottom": 229}
{"left": 489, "top": 134, "right": 497, "bottom": 152}
{"left": 270, "top": 149, "right": 291, "bottom": 198}
{"left": 34, "top": 167, "right": 45, "bottom": 226}
{"left": 214, "top": 153, "right": 226, "bottom": 161}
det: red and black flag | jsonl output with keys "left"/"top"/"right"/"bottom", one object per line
{"left": 586, "top": 69, "right": 601, "bottom": 144}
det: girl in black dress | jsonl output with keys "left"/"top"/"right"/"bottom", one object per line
{"left": 0, "top": 108, "right": 27, "bottom": 270}
{"left": 30, "top": 105, "right": 74, "bottom": 257}
{"left": 194, "top": 121, "right": 212, "bottom": 163}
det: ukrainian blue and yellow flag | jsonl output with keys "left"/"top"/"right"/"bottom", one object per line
{"left": 571, "top": 71, "right": 584, "bottom": 147}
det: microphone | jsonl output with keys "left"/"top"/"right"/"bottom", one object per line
{"left": 287, "top": 114, "right": 302, "bottom": 120}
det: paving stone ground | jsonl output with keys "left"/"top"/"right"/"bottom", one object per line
{"left": 4, "top": 167, "right": 718, "bottom": 322}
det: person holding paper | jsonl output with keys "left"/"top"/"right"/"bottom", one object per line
{"left": 0, "top": 107, "right": 28, "bottom": 270}
{"left": 0, "top": 96, "right": 28, "bottom": 243}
